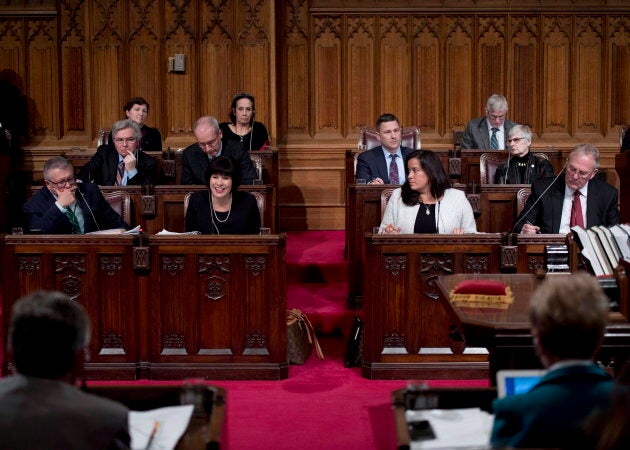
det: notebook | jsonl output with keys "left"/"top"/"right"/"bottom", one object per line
{"left": 496, "top": 369, "right": 546, "bottom": 398}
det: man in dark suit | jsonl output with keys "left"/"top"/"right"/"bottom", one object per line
{"left": 516, "top": 143, "right": 619, "bottom": 234}
{"left": 77, "top": 119, "right": 158, "bottom": 186}
{"left": 355, "top": 113, "right": 413, "bottom": 184}
{"left": 0, "top": 290, "right": 131, "bottom": 449}
{"left": 490, "top": 273, "right": 613, "bottom": 449}
{"left": 181, "top": 115, "right": 257, "bottom": 185}
{"left": 461, "top": 94, "right": 517, "bottom": 150}
{"left": 24, "top": 156, "right": 128, "bottom": 233}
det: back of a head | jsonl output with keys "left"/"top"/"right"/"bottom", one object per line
{"left": 9, "top": 290, "right": 90, "bottom": 379}
{"left": 529, "top": 273, "right": 608, "bottom": 361}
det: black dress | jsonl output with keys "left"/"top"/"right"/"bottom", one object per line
{"left": 184, "top": 189, "right": 261, "bottom": 234}
{"left": 220, "top": 121, "right": 269, "bottom": 154}
{"left": 413, "top": 203, "right": 437, "bottom": 234}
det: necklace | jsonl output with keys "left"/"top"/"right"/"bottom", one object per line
{"left": 419, "top": 202, "right": 431, "bottom": 215}
{"left": 235, "top": 124, "right": 251, "bottom": 142}
{"left": 210, "top": 194, "right": 232, "bottom": 223}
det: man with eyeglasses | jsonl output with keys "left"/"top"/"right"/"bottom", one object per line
{"left": 77, "top": 119, "right": 158, "bottom": 186}
{"left": 355, "top": 113, "right": 413, "bottom": 185}
{"left": 515, "top": 143, "right": 619, "bottom": 234}
{"left": 181, "top": 115, "right": 257, "bottom": 185}
{"left": 23, "top": 156, "right": 128, "bottom": 234}
{"left": 494, "top": 124, "right": 554, "bottom": 184}
{"left": 461, "top": 94, "right": 517, "bottom": 150}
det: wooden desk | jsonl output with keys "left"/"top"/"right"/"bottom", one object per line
{"left": 391, "top": 387, "right": 497, "bottom": 450}
{"left": 84, "top": 384, "right": 227, "bottom": 450}
{"left": 1, "top": 234, "right": 288, "bottom": 380}
{"left": 346, "top": 184, "right": 535, "bottom": 307}
{"left": 435, "top": 273, "right": 630, "bottom": 384}
{"left": 29, "top": 184, "right": 276, "bottom": 234}
{"left": 361, "top": 234, "right": 567, "bottom": 379}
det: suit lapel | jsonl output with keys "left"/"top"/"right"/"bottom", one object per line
{"left": 549, "top": 178, "right": 565, "bottom": 233}
{"left": 376, "top": 146, "right": 389, "bottom": 183}
{"left": 477, "top": 118, "right": 491, "bottom": 149}
{"left": 585, "top": 180, "right": 599, "bottom": 228}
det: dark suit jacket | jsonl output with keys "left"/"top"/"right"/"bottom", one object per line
{"left": 355, "top": 146, "right": 413, "bottom": 184}
{"left": 461, "top": 116, "right": 517, "bottom": 149}
{"left": 181, "top": 143, "right": 257, "bottom": 185}
{"left": 0, "top": 374, "right": 130, "bottom": 450}
{"left": 491, "top": 364, "right": 613, "bottom": 449}
{"left": 23, "top": 183, "right": 128, "bottom": 233}
{"left": 514, "top": 175, "right": 620, "bottom": 233}
{"left": 494, "top": 152, "right": 555, "bottom": 184}
{"left": 77, "top": 144, "right": 158, "bottom": 186}
{"left": 622, "top": 129, "right": 630, "bottom": 151}
{"left": 185, "top": 189, "right": 261, "bottom": 234}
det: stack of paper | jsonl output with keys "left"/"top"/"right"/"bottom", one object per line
{"left": 406, "top": 408, "right": 493, "bottom": 449}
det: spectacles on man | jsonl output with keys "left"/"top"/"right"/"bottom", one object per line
{"left": 566, "top": 165, "right": 596, "bottom": 178}
{"left": 198, "top": 136, "right": 221, "bottom": 148}
{"left": 113, "top": 137, "right": 138, "bottom": 144}
{"left": 46, "top": 176, "right": 76, "bottom": 188}
{"left": 487, "top": 113, "right": 506, "bottom": 120}
{"left": 507, "top": 137, "right": 525, "bottom": 143}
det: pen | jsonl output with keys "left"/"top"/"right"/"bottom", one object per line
{"left": 145, "top": 421, "right": 160, "bottom": 450}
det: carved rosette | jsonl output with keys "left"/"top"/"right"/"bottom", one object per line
{"left": 198, "top": 255, "right": 231, "bottom": 274}
{"left": 245, "top": 329, "right": 267, "bottom": 349}
{"left": 163, "top": 332, "right": 185, "bottom": 350}
{"left": 245, "top": 255, "right": 266, "bottom": 276}
{"left": 419, "top": 254, "right": 454, "bottom": 300}
{"left": 162, "top": 256, "right": 184, "bottom": 276}
{"left": 19, "top": 256, "right": 40, "bottom": 276}
{"left": 60, "top": 274, "right": 82, "bottom": 300}
{"left": 204, "top": 275, "right": 226, "bottom": 301}
{"left": 54, "top": 255, "right": 86, "bottom": 273}
{"left": 385, "top": 255, "right": 407, "bottom": 276}
{"left": 100, "top": 255, "right": 122, "bottom": 276}
{"left": 528, "top": 255, "right": 545, "bottom": 272}
{"left": 465, "top": 255, "right": 488, "bottom": 274}
{"left": 102, "top": 330, "right": 123, "bottom": 349}
{"left": 383, "top": 330, "right": 407, "bottom": 352}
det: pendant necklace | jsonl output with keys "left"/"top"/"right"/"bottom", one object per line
{"left": 210, "top": 194, "right": 232, "bottom": 223}
{"left": 419, "top": 202, "right": 431, "bottom": 215}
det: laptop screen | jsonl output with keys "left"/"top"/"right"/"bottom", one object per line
{"left": 496, "top": 369, "right": 546, "bottom": 398}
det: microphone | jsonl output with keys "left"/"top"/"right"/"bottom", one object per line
{"left": 511, "top": 160, "right": 567, "bottom": 233}
{"left": 75, "top": 181, "right": 101, "bottom": 231}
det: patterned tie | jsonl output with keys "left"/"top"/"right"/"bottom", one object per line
{"left": 389, "top": 154, "right": 399, "bottom": 184}
{"left": 115, "top": 160, "right": 125, "bottom": 186}
{"left": 570, "top": 190, "right": 584, "bottom": 228}
{"left": 490, "top": 128, "right": 500, "bottom": 150}
{"left": 65, "top": 207, "right": 83, "bottom": 234}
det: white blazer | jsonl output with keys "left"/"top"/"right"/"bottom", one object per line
{"left": 380, "top": 188, "right": 477, "bottom": 234}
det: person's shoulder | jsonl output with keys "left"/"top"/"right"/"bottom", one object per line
{"left": 444, "top": 188, "right": 466, "bottom": 199}
{"left": 95, "top": 144, "right": 112, "bottom": 155}
{"left": 360, "top": 146, "right": 382, "bottom": 157}
{"left": 235, "top": 190, "right": 257, "bottom": 203}
{"left": 219, "top": 122, "right": 231, "bottom": 130}
{"left": 253, "top": 121, "right": 268, "bottom": 132}
{"left": 183, "top": 142, "right": 201, "bottom": 154}
{"left": 590, "top": 177, "right": 618, "bottom": 193}
{"left": 75, "top": 388, "right": 129, "bottom": 415}
{"left": 465, "top": 116, "right": 485, "bottom": 127}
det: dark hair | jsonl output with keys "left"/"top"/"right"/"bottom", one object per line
{"left": 9, "top": 290, "right": 89, "bottom": 379}
{"left": 229, "top": 92, "right": 256, "bottom": 125}
{"left": 401, "top": 150, "right": 451, "bottom": 206}
{"left": 205, "top": 155, "right": 242, "bottom": 190}
{"left": 376, "top": 113, "right": 400, "bottom": 129}
{"left": 124, "top": 97, "right": 149, "bottom": 113}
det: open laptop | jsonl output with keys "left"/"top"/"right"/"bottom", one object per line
{"left": 496, "top": 369, "right": 546, "bottom": 398}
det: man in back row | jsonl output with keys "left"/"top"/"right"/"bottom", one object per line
{"left": 355, "top": 113, "right": 413, "bottom": 185}
{"left": 515, "top": 143, "right": 619, "bottom": 234}
{"left": 461, "top": 94, "right": 517, "bottom": 150}
{"left": 0, "top": 290, "right": 130, "bottom": 449}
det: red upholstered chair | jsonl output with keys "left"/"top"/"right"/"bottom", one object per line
{"left": 103, "top": 191, "right": 131, "bottom": 225}
{"left": 515, "top": 187, "right": 531, "bottom": 216}
{"left": 479, "top": 152, "right": 509, "bottom": 184}
{"left": 357, "top": 126, "right": 421, "bottom": 151}
{"left": 380, "top": 188, "right": 395, "bottom": 220}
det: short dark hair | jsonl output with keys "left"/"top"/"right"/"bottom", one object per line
{"left": 9, "top": 290, "right": 90, "bottom": 379}
{"left": 205, "top": 155, "right": 242, "bottom": 190}
{"left": 123, "top": 97, "right": 149, "bottom": 113}
{"left": 401, "top": 150, "right": 451, "bottom": 206}
{"left": 229, "top": 93, "right": 256, "bottom": 125}
{"left": 376, "top": 113, "right": 400, "bottom": 129}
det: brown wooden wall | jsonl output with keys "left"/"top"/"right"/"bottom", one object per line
{"left": 1, "top": 1, "right": 629, "bottom": 230}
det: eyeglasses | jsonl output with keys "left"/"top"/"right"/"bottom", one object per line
{"left": 487, "top": 113, "right": 506, "bottom": 120}
{"left": 198, "top": 136, "right": 221, "bottom": 148}
{"left": 113, "top": 137, "right": 137, "bottom": 144}
{"left": 46, "top": 176, "right": 76, "bottom": 188}
{"left": 566, "top": 165, "right": 596, "bottom": 178}
{"left": 507, "top": 137, "right": 525, "bottom": 143}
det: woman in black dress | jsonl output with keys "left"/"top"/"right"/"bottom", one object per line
{"left": 219, "top": 93, "right": 269, "bottom": 153}
{"left": 122, "top": 97, "right": 162, "bottom": 151}
{"left": 185, "top": 156, "right": 261, "bottom": 234}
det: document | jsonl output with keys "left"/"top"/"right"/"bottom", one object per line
{"left": 406, "top": 408, "right": 493, "bottom": 449}
{"left": 129, "top": 404, "right": 194, "bottom": 450}
{"left": 87, "top": 225, "right": 142, "bottom": 235}
{"left": 155, "top": 229, "right": 201, "bottom": 235}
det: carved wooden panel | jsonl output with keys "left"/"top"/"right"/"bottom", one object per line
{"left": 607, "top": 15, "right": 630, "bottom": 131}
{"left": 346, "top": 16, "right": 375, "bottom": 132}
{"left": 60, "top": 0, "right": 87, "bottom": 135}
{"left": 285, "top": 0, "right": 309, "bottom": 133}
{"left": 412, "top": 16, "right": 440, "bottom": 135}
{"left": 445, "top": 16, "right": 473, "bottom": 131}
{"left": 574, "top": 16, "right": 603, "bottom": 135}
{"left": 379, "top": 17, "right": 410, "bottom": 123}
{"left": 542, "top": 16, "right": 571, "bottom": 135}
{"left": 313, "top": 17, "right": 342, "bottom": 136}
{"left": 477, "top": 16, "right": 506, "bottom": 102}
{"left": 509, "top": 16, "right": 538, "bottom": 128}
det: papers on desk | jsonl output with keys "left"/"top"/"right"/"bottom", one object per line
{"left": 129, "top": 404, "right": 193, "bottom": 450}
{"left": 87, "top": 225, "right": 142, "bottom": 235}
{"left": 155, "top": 229, "right": 201, "bottom": 235}
{"left": 406, "top": 408, "right": 493, "bottom": 449}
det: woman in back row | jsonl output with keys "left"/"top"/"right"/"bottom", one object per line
{"left": 220, "top": 92, "right": 269, "bottom": 154}
{"left": 379, "top": 150, "right": 477, "bottom": 234}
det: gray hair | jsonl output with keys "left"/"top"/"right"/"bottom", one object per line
{"left": 570, "top": 143, "right": 600, "bottom": 169}
{"left": 508, "top": 124, "right": 533, "bottom": 144}
{"left": 193, "top": 116, "right": 220, "bottom": 133}
{"left": 112, "top": 119, "right": 142, "bottom": 142}
{"left": 43, "top": 156, "right": 73, "bottom": 180}
{"left": 486, "top": 94, "right": 509, "bottom": 113}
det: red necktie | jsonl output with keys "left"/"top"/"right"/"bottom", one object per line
{"left": 570, "top": 190, "right": 584, "bottom": 228}
{"left": 389, "top": 154, "right": 399, "bottom": 184}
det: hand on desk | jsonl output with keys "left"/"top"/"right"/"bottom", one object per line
{"left": 382, "top": 224, "right": 401, "bottom": 234}
{"left": 451, "top": 228, "right": 465, "bottom": 234}
{"left": 521, "top": 223, "right": 540, "bottom": 234}
{"left": 368, "top": 177, "right": 384, "bottom": 185}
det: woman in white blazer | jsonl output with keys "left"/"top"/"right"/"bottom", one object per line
{"left": 379, "top": 150, "right": 477, "bottom": 234}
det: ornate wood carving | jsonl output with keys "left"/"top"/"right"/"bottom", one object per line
{"left": 100, "top": 255, "right": 122, "bottom": 276}
{"left": 100, "top": 330, "right": 125, "bottom": 355}
{"left": 383, "top": 329, "right": 407, "bottom": 354}
{"left": 198, "top": 255, "right": 231, "bottom": 273}
{"left": 162, "top": 331, "right": 187, "bottom": 355}
{"left": 313, "top": 16, "right": 342, "bottom": 134}
{"left": 419, "top": 253, "right": 454, "bottom": 300}
{"left": 384, "top": 255, "right": 407, "bottom": 276}
{"left": 243, "top": 329, "right": 269, "bottom": 355}
{"left": 204, "top": 275, "right": 226, "bottom": 301}
{"left": 465, "top": 255, "right": 489, "bottom": 273}
{"left": 245, "top": 255, "right": 266, "bottom": 276}
{"left": 18, "top": 256, "right": 40, "bottom": 276}
{"left": 162, "top": 255, "right": 184, "bottom": 275}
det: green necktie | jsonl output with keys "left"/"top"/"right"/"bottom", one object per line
{"left": 65, "top": 207, "right": 83, "bottom": 234}
{"left": 490, "top": 127, "right": 499, "bottom": 150}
